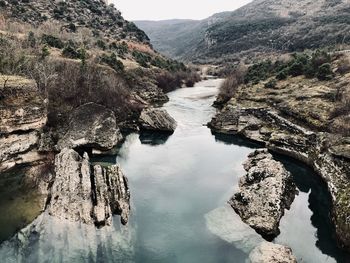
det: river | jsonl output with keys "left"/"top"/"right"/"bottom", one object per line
{"left": 0, "top": 79, "right": 348, "bottom": 262}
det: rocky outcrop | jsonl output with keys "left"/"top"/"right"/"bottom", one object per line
{"left": 209, "top": 105, "right": 350, "bottom": 251}
{"left": 249, "top": 242, "right": 297, "bottom": 263}
{"left": 139, "top": 107, "right": 177, "bottom": 132}
{"left": 229, "top": 149, "right": 296, "bottom": 239}
{"left": 0, "top": 75, "right": 47, "bottom": 172}
{"left": 47, "top": 148, "right": 130, "bottom": 226}
{"left": 57, "top": 103, "right": 123, "bottom": 152}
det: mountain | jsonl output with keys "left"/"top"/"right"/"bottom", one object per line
{"left": 1, "top": 0, "right": 150, "bottom": 44}
{"left": 136, "top": 0, "right": 350, "bottom": 63}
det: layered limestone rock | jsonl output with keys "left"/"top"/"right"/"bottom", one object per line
{"left": 249, "top": 242, "right": 297, "bottom": 263}
{"left": 47, "top": 148, "right": 130, "bottom": 226}
{"left": 209, "top": 104, "right": 350, "bottom": 250}
{"left": 229, "top": 149, "right": 296, "bottom": 238}
{"left": 0, "top": 75, "right": 47, "bottom": 172}
{"left": 57, "top": 103, "right": 123, "bottom": 152}
{"left": 139, "top": 107, "right": 177, "bottom": 132}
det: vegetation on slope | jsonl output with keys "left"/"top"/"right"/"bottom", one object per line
{"left": 217, "top": 51, "right": 350, "bottom": 136}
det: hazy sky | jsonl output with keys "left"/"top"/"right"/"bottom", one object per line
{"left": 112, "top": 0, "right": 253, "bottom": 21}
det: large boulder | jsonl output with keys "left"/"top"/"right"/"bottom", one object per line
{"left": 229, "top": 149, "right": 296, "bottom": 239}
{"left": 47, "top": 148, "right": 130, "bottom": 226}
{"left": 139, "top": 107, "right": 177, "bottom": 132}
{"left": 57, "top": 103, "right": 123, "bottom": 151}
{"left": 249, "top": 242, "right": 297, "bottom": 263}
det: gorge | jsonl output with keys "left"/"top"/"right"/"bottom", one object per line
{"left": 0, "top": 0, "right": 350, "bottom": 262}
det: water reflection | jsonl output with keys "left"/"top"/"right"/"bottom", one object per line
{"left": 212, "top": 132, "right": 263, "bottom": 149}
{"left": 139, "top": 131, "right": 172, "bottom": 146}
{"left": 275, "top": 155, "right": 350, "bottom": 263}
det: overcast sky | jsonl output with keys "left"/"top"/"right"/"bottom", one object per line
{"left": 112, "top": 0, "right": 253, "bottom": 21}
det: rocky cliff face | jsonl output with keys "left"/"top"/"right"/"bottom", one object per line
{"left": 229, "top": 149, "right": 296, "bottom": 239}
{"left": 0, "top": 76, "right": 48, "bottom": 172}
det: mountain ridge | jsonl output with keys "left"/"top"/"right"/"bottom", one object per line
{"left": 136, "top": 0, "right": 350, "bottom": 63}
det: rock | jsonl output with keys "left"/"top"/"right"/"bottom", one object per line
{"left": 139, "top": 107, "right": 177, "bottom": 132}
{"left": 0, "top": 76, "right": 47, "bottom": 134}
{"left": 249, "top": 242, "right": 297, "bottom": 263}
{"left": 47, "top": 148, "right": 130, "bottom": 226}
{"left": 57, "top": 103, "right": 123, "bottom": 151}
{"left": 0, "top": 75, "right": 48, "bottom": 172}
{"left": 210, "top": 103, "right": 350, "bottom": 251}
{"left": 229, "top": 149, "right": 296, "bottom": 239}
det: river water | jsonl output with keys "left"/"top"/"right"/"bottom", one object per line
{"left": 0, "top": 79, "right": 348, "bottom": 262}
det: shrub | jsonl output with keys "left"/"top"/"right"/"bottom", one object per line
{"left": 276, "top": 69, "right": 288, "bottom": 80}
{"left": 264, "top": 79, "right": 277, "bottom": 89}
{"left": 100, "top": 53, "right": 124, "bottom": 72}
{"left": 96, "top": 39, "right": 107, "bottom": 50}
{"left": 27, "top": 31, "right": 36, "bottom": 48}
{"left": 41, "top": 34, "right": 64, "bottom": 49}
{"left": 244, "top": 60, "right": 272, "bottom": 84}
{"left": 218, "top": 66, "right": 246, "bottom": 103}
{"left": 62, "top": 45, "right": 79, "bottom": 59}
{"left": 337, "top": 58, "right": 350, "bottom": 75}
{"left": 132, "top": 51, "right": 151, "bottom": 68}
{"left": 155, "top": 71, "right": 182, "bottom": 92}
{"left": 316, "top": 63, "right": 334, "bottom": 80}
{"left": 41, "top": 45, "right": 50, "bottom": 59}
{"left": 311, "top": 50, "right": 331, "bottom": 69}
{"left": 289, "top": 61, "right": 304, "bottom": 76}
{"left": 46, "top": 61, "right": 134, "bottom": 127}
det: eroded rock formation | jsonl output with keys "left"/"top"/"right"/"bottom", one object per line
{"left": 57, "top": 103, "right": 123, "bottom": 152}
{"left": 139, "top": 107, "right": 177, "bottom": 132}
{"left": 47, "top": 148, "right": 130, "bottom": 226}
{"left": 229, "top": 149, "right": 296, "bottom": 238}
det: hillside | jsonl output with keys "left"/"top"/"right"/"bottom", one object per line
{"left": 136, "top": 0, "right": 350, "bottom": 63}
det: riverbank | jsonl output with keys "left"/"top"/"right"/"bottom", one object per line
{"left": 208, "top": 74, "right": 350, "bottom": 252}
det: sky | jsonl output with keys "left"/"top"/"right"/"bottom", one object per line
{"left": 111, "top": 0, "right": 253, "bottom": 21}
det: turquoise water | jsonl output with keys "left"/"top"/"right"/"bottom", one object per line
{"left": 0, "top": 79, "right": 348, "bottom": 262}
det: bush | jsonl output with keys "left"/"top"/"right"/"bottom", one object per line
{"left": 100, "top": 53, "right": 124, "bottom": 72}
{"left": 27, "top": 31, "right": 36, "bottom": 48}
{"left": 46, "top": 61, "right": 133, "bottom": 127}
{"left": 244, "top": 60, "right": 272, "bottom": 84}
{"left": 41, "top": 34, "right": 64, "bottom": 49}
{"left": 155, "top": 71, "right": 182, "bottom": 93}
{"left": 316, "top": 63, "right": 334, "bottom": 80}
{"left": 184, "top": 72, "right": 201, "bottom": 87}
{"left": 264, "top": 79, "right": 277, "bottom": 89}
{"left": 288, "top": 61, "right": 304, "bottom": 76}
{"left": 337, "top": 58, "right": 350, "bottom": 75}
{"left": 62, "top": 45, "right": 79, "bottom": 59}
{"left": 218, "top": 66, "right": 246, "bottom": 103}
{"left": 132, "top": 51, "right": 151, "bottom": 68}
{"left": 96, "top": 39, "right": 107, "bottom": 50}
{"left": 276, "top": 69, "right": 288, "bottom": 80}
